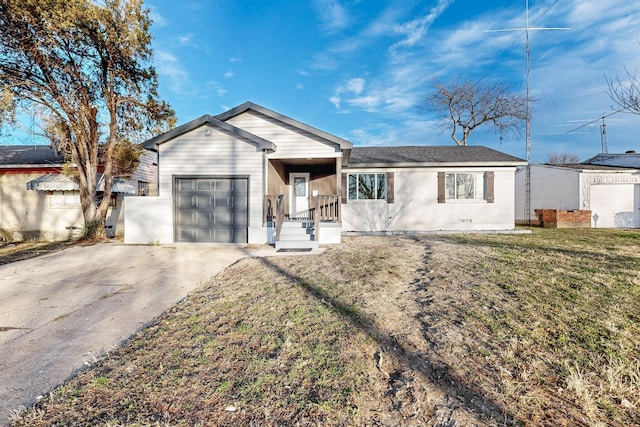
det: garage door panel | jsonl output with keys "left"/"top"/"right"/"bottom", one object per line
{"left": 233, "top": 195, "right": 248, "bottom": 209}
{"left": 175, "top": 177, "right": 249, "bottom": 243}
{"left": 196, "top": 179, "right": 213, "bottom": 191}
{"left": 213, "top": 195, "right": 232, "bottom": 208}
{"left": 233, "top": 211, "right": 248, "bottom": 227}
{"left": 214, "top": 179, "right": 232, "bottom": 191}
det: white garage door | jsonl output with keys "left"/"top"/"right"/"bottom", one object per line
{"left": 175, "top": 177, "right": 248, "bottom": 243}
{"left": 590, "top": 184, "right": 639, "bottom": 228}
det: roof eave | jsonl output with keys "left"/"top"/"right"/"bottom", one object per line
{"left": 142, "top": 114, "right": 276, "bottom": 152}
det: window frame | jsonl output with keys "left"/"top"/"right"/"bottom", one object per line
{"left": 347, "top": 173, "right": 387, "bottom": 201}
{"left": 443, "top": 172, "right": 487, "bottom": 202}
{"left": 50, "top": 190, "right": 81, "bottom": 206}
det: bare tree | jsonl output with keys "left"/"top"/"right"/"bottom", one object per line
{"left": 422, "top": 77, "right": 528, "bottom": 146}
{"left": 0, "top": 0, "right": 174, "bottom": 237}
{"left": 607, "top": 67, "right": 640, "bottom": 114}
{"left": 548, "top": 153, "right": 580, "bottom": 165}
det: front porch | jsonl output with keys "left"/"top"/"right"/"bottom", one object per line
{"left": 263, "top": 157, "right": 343, "bottom": 249}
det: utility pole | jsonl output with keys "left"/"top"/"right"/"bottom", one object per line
{"left": 488, "top": 0, "right": 569, "bottom": 225}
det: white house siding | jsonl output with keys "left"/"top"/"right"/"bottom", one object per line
{"left": 125, "top": 124, "right": 266, "bottom": 244}
{"left": 342, "top": 167, "right": 517, "bottom": 232}
{"left": 226, "top": 111, "right": 341, "bottom": 160}
{"left": 515, "top": 165, "right": 581, "bottom": 222}
{"left": 131, "top": 149, "right": 158, "bottom": 196}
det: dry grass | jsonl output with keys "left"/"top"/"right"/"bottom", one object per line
{"left": 8, "top": 228, "right": 640, "bottom": 426}
{"left": 0, "top": 241, "right": 73, "bottom": 265}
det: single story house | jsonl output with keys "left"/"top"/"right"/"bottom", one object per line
{"left": 125, "top": 102, "right": 526, "bottom": 248}
{"left": 515, "top": 161, "right": 640, "bottom": 228}
{"left": 0, "top": 145, "right": 157, "bottom": 241}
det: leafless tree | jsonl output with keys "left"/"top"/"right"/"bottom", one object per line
{"left": 607, "top": 67, "right": 640, "bottom": 115}
{"left": 548, "top": 153, "right": 580, "bottom": 165}
{"left": 422, "top": 77, "right": 528, "bottom": 146}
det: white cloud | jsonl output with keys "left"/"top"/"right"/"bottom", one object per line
{"left": 148, "top": 7, "right": 167, "bottom": 27}
{"left": 229, "top": 57, "right": 242, "bottom": 63}
{"left": 296, "top": 83, "right": 305, "bottom": 90}
{"left": 224, "top": 70, "right": 234, "bottom": 79}
{"left": 154, "top": 50, "right": 193, "bottom": 94}
{"left": 314, "top": 0, "right": 349, "bottom": 34}
{"left": 391, "top": 0, "right": 453, "bottom": 50}
{"left": 205, "top": 81, "right": 228, "bottom": 97}
{"left": 346, "top": 78, "right": 365, "bottom": 95}
{"left": 330, "top": 77, "right": 366, "bottom": 109}
{"left": 177, "top": 34, "right": 194, "bottom": 46}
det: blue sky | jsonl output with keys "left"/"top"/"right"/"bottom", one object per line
{"left": 3, "top": 0, "right": 640, "bottom": 163}
{"left": 144, "top": 0, "right": 640, "bottom": 162}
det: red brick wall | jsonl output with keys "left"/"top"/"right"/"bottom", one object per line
{"left": 534, "top": 209, "right": 591, "bottom": 228}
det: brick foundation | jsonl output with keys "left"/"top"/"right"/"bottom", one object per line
{"left": 534, "top": 209, "right": 591, "bottom": 228}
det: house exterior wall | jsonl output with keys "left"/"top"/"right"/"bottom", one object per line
{"left": 0, "top": 172, "right": 83, "bottom": 241}
{"left": 515, "top": 165, "right": 580, "bottom": 222}
{"left": 131, "top": 149, "right": 159, "bottom": 196}
{"left": 582, "top": 172, "right": 640, "bottom": 228}
{"left": 226, "top": 111, "right": 341, "bottom": 160}
{"left": 124, "top": 196, "right": 173, "bottom": 244}
{"left": 342, "top": 167, "right": 517, "bottom": 232}
{"left": 516, "top": 165, "right": 640, "bottom": 228}
{"left": 125, "top": 124, "right": 266, "bottom": 244}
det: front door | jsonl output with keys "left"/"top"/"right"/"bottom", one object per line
{"left": 289, "top": 172, "right": 310, "bottom": 219}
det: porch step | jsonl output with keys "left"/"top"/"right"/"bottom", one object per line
{"left": 275, "top": 220, "right": 318, "bottom": 251}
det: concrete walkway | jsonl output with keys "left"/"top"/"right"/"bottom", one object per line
{"left": 0, "top": 241, "right": 272, "bottom": 425}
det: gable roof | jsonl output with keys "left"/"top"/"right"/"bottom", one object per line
{"left": 0, "top": 145, "right": 64, "bottom": 168}
{"left": 215, "top": 102, "right": 353, "bottom": 150}
{"left": 142, "top": 114, "right": 276, "bottom": 151}
{"left": 346, "top": 146, "right": 526, "bottom": 168}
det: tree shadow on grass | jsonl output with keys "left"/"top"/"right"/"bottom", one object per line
{"left": 251, "top": 244, "right": 517, "bottom": 426}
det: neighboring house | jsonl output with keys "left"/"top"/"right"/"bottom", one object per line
{"left": 0, "top": 145, "right": 157, "bottom": 241}
{"left": 125, "top": 102, "right": 526, "bottom": 248}
{"left": 515, "top": 161, "right": 640, "bottom": 228}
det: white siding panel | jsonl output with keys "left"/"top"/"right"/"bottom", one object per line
{"left": 227, "top": 111, "right": 340, "bottom": 159}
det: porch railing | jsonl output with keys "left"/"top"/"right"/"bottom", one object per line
{"left": 310, "top": 195, "right": 340, "bottom": 242}
{"left": 264, "top": 194, "right": 285, "bottom": 240}
{"left": 264, "top": 194, "right": 340, "bottom": 242}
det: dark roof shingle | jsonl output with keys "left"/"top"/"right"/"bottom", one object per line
{"left": 347, "top": 145, "right": 526, "bottom": 166}
{"left": 0, "top": 145, "right": 64, "bottom": 166}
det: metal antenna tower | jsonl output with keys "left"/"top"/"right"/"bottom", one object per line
{"left": 488, "top": 0, "right": 569, "bottom": 224}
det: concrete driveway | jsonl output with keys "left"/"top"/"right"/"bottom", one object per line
{"left": 0, "top": 241, "right": 267, "bottom": 425}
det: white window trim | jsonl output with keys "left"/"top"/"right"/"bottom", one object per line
{"left": 445, "top": 172, "right": 486, "bottom": 201}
